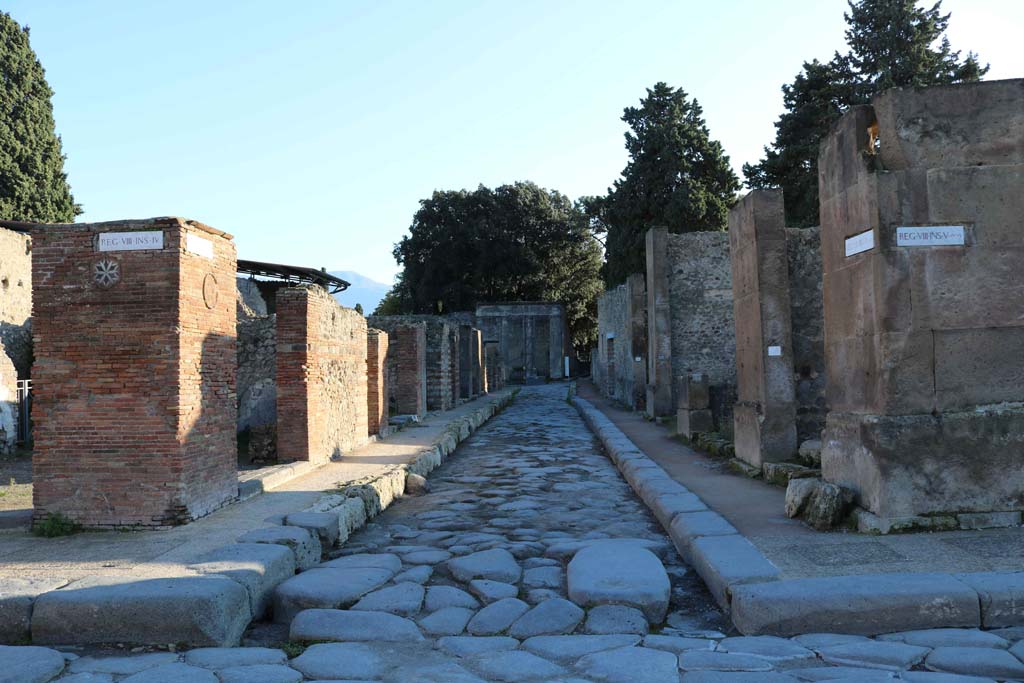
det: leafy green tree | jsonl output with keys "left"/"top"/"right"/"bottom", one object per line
{"left": 602, "top": 82, "right": 739, "bottom": 287}
{"left": 744, "top": 0, "right": 987, "bottom": 227}
{"left": 0, "top": 12, "right": 78, "bottom": 222}
{"left": 389, "top": 182, "right": 603, "bottom": 356}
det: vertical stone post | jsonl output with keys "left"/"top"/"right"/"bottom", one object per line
{"left": 32, "top": 218, "right": 237, "bottom": 527}
{"left": 729, "top": 190, "right": 798, "bottom": 467}
{"left": 366, "top": 328, "right": 388, "bottom": 435}
{"left": 449, "top": 326, "right": 461, "bottom": 404}
{"left": 646, "top": 228, "right": 673, "bottom": 416}
{"left": 458, "top": 324, "right": 473, "bottom": 399}
{"left": 471, "top": 328, "right": 484, "bottom": 395}
{"left": 819, "top": 80, "right": 1024, "bottom": 523}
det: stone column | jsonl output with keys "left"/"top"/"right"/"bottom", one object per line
{"left": 729, "top": 190, "right": 798, "bottom": 468}
{"left": 646, "top": 228, "right": 673, "bottom": 416}
{"left": 32, "top": 218, "right": 237, "bottom": 528}
{"left": 819, "top": 79, "right": 1024, "bottom": 524}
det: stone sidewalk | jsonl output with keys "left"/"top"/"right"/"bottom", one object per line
{"left": 574, "top": 381, "right": 1024, "bottom": 636}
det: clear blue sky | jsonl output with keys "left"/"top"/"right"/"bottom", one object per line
{"left": 6, "top": 1, "right": 1021, "bottom": 284}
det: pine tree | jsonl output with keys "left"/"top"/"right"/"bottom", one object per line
{"left": 744, "top": 0, "right": 987, "bottom": 227}
{"left": 0, "top": 12, "right": 78, "bottom": 222}
{"left": 603, "top": 83, "right": 739, "bottom": 286}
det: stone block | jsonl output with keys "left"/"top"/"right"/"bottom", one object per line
{"left": 567, "top": 542, "right": 670, "bottom": 623}
{"left": 680, "top": 373, "right": 710, "bottom": 410}
{"left": 283, "top": 512, "right": 340, "bottom": 548}
{"left": 731, "top": 573, "right": 980, "bottom": 636}
{"left": 0, "top": 578, "right": 67, "bottom": 644}
{"left": 188, "top": 543, "right": 296, "bottom": 619}
{"left": 687, "top": 535, "right": 780, "bottom": 610}
{"left": 762, "top": 462, "right": 816, "bottom": 487}
{"left": 273, "top": 566, "right": 395, "bottom": 623}
{"left": 733, "top": 402, "right": 797, "bottom": 468}
{"left": 957, "top": 511, "right": 1022, "bottom": 530}
{"left": 956, "top": 572, "right": 1024, "bottom": 628}
{"left": 31, "top": 576, "right": 251, "bottom": 646}
{"left": 677, "top": 409, "right": 713, "bottom": 438}
{"left": 668, "top": 512, "right": 738, "bottom": 560}
{"left": 648, "top": 492, "right": 707, "bottom": 528}
{"left": 236, "top": 526, "right": 322, "bottom": 570}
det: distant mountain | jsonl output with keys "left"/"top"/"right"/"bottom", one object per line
{"left": 329, "top": 271, "right": 391, "bottom": 314}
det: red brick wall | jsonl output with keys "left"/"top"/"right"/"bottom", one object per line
{"left": 367, "top": 328, "right": 388, "bottom": 435}
{"left": 277, "top": 286, "right": 367, "bottom": 462}
{"left": 32, "top": 218, "right": 238, "bottom": 528}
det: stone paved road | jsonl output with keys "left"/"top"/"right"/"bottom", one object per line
{"left": 6, "top": 385, "right": 1024, "bottom": 682}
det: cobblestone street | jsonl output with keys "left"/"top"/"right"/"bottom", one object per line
{"left": 5, "top": 385, "right": 1024, "bottom": 682}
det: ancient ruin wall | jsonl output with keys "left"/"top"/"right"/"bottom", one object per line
{"left": 277, "top": 286, "right": 368, "bottom": 462}
{"left": 0, "top": 227, "right": 32, "bottom": 378}
{"left": 236, "top": 280, "right": 276, "bottom": 433}
{"left": 365, "top": 317, "right": 427, "bottom": 417}
{"left": 594, "top": 274, "right": 646, "bottom": 409}
{"left": 786, "top": 227, "right": 826, "bottom": 443}
{"left": 368, "top": 314, "right": 455, "bottom": 411}
{"left": 367, "top": 328, "right": 388, "bottom": 435}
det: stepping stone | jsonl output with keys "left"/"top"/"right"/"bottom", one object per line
{"left": 184, "top": 647, "right": 287, "bottom": 669}
{"left": 522, "top": 634, "right": 641, "bottom": 661}
{"left": 679, "top": 651, "right": 773, "bottom": 672}
{"left": 467, "top": 598, "right": 530, "bottom": 635}
{"left": 448, "top": 549, "right": 522, "bottom": 583}
{"left": 877, "top": 629, "right": 1010, "bottom": 649}
{"left": 425, "top": 585, "right": 479, "bottom": 612}
{"left": 508, "top": 598, "right": 585, "bottom": 638}
{"left": 523, "top": 566, "right": 563, "bottom": 589}
{"left": 925, "top": 646, "right": 1024, "bottom": 679}
{"left": 69, "top": 653, "right": 179, "bottom": 675}
{"left": 469, "top": 580, "right": 519, "bottom": 604}
{"left": 0, "top": 645, "right": 66, "bottom": 683}
{"left": 217, "top": 664, "right": 302, "bottom": 683}
{"left": 437, "top": 636, "right": 520, "bottom": 657}
{"left": 472, "top": 650, "right": 566, "bottom": 682}
{"left": 643, "top": 634, "right": 717, "bottom": 654}
{"left": 290, "top": 643, "right": 385, "bottom": 680}
{"left": 121, "top": 663, "right": 218, "bottom": 683}
{"left": 289, "top": 608, "right": 424, "bottom": 642}
{"left": 237, "top": 527, "right": 322, "bottom": 570}
{"left": 576, "top": 645, "right": 679, "bottom": 683}
{"left": 351, "top": 582, "right": 424, "bottom": 616}
{"left": 585, "top": 605, "right": 648, "bottom": 635}
{"left": 718, "top": 635, "right": 816, "bottom": 663}
{"left": 318, "top": 552, "right": 402, "bottom": 573}
{"left": 420, "top": 606, "right": 475, "bottom": 636}
{"left": 567, "top": 542, "right": 670, "bottom": 622}
{"left": 818, "top": 641, "right": 930, "bottom": 671}
{"left": 273, "top": 567, "right": 394, "bottom": 622}
{"left": 394, "top": 565, "right": 434, "bottom": 584}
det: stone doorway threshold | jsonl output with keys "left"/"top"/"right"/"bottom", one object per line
{"left": 574, "top": 381, "right": 1024, "bottom": 636}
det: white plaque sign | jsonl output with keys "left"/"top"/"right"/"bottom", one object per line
{"left": 186, "top": 233, "right": 214, "bottom": 259}
{"left": 767, "top": 345, "right": 782, "bottom": 357}
{"left": 844, "top": 229, "right": 875, "bottom": 257}
{"left": 97, "top": 231, "right": 163, "bottom": 252}
{"left": 896, "top": 225, "right": 965, "bottom": 247}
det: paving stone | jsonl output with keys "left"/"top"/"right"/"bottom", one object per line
{"left": 188, "top": 543, "right": 296, "bottom": 619}
{"left": 791, "top": 633, "right": 872, "bottom": 650}
{"left": 469, "top": 580, "right": 519, "bottom": 604}
{"left": 394, "top": 565, "right": 433, "bottom": 584}
{"left": 924, "top": 646, "right": 1024, "bottom": 678}
{"left": 420, "top": 606, "right": 475, "bottom": 636}
{"left": 525, "top": 588, "right": 564, "bottom": 604}
{"left": 681, "top": 673, "right": 799, "bottom": 682}
{"left": 68, "top": 653, "right": 179, "bottom": 676}
{"left": 318, "top": 552, "right": 402, "bottom": 573}
{"left": 184, "top": 647, "right": 287, "bottom": 669}
{"left": 393, "top": 660, "right": 488, "bottom": 683}
{"left": 273, "top": 567, "right": 395, "bottom": 622}
{"left": 437, "top": 636, "right": 520, "bottom": 657}
{"left": 472, "top": 650, "right": 566, "bottom": 681}
{"left": 576, "top": 645, "right": 680, "bottom": 683}
{"left": 217, "top": 664, "right": 302, "bottom": 683}
{"left": 718, "top": 635, "right": 815, "bottom": 662}
{"left": 642, "top": 634, "right": 717, "bottom": 653}
{"left": 544, "top": 538, "right": 669, "bottom": 562}
{"left": 120, "top": 663, "right": 218, "bottom": 683}
{"left": 584, "top": 604, "right": 649, "bottom": 635}
{"left": 51, "top": 674, "right": 114, "bottom": 683}
{"left": 289, "top": 608, "right": 424, "bottom": 642}
{"left": 817, "top": 641, "right": 931, "bottom": 671}
{"left": 351, "top": 581, "right": 424, "bottom": 616}
{"left": 523, "top": 566, "right": 563, "bottom": 589}
{"left": 508, "top": 598, "right": 585, "bottom": 638}
{"left": 32, "top": 576, "right": 251, "bottom": 647}
{"left": 467, "top": 598, "right": 530, "bottom": 635}
{"left": 237, "top": 527, "right": 322, "bottom": 570}
{"left": 901, "top": 672, "right": 996, "bottom": 682}
{"left": 404, "top": 549, "right": 453, "bottom": 565}
{"left": 425, "top": 585, "right": 480, "bottom": 612}
{"left": 290, "top": 643, "right": 386, "bottom": 680}
{"left": 284, "top": 512, "right": 341, "bottom": 547}
{"left": 522, "top": 634, "right": 641, "bottom": 661}
{"left": 567, "top": 542, "right": 670, "bottom": 623}
{"left": 679, "top": 650, "right": 773, "bottom": 672}
{"left": 876, "top": 628, "right": 1009, "bottom": 649}
{"left": 448, "top": 549, "right": 522, "bottom": 583}
{"left": 0, "top": 645, "right": 67, "bottom": 683}
{"left": 789, "top": 666, "right": 896, "bottom": 681}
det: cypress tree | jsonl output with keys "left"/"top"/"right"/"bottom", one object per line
{"left": 0, "top": 12, "right": 78, "bottom": 223}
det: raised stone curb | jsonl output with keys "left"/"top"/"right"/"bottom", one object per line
{"left": 571, "top": 394, "right": 1024, "bottom": 636}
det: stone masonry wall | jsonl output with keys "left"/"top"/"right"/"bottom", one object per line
{"left": 367, "top": 328, "right": 388, "bottom": 435}
{"left": 277, "top": 286, "right": 368, "bottom": 463}
{"left": 236, "top": 280, "right": 276, "bottom": 433}
{"left": 786, "top": 227, "right": 827, "bottom": 443}
{"left": 594, "top": 274, "right": 646, "bottom": 409}
{"left": 369, "top": 315, "right": 455, "bottom": 412}
{"left": 32, "top": 217, "right": 238, "bottom": 527}
{"left": 0, "top": 227, "right": 32, "bottom": 378}
{"left": 365, "top": 318, "right": 427, "bottom": 417}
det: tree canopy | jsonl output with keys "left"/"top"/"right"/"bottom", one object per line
{"left": 599, "top": 82, "right": 739, "bottom": 287}
{"left": 380, "top": 182, "right": 604, "bottom": 356}
{"left": 0, "top": 12, "right": 78, "bottom": 222}
{"left": 744, "top": 0, "right": 987, "bottom": 227}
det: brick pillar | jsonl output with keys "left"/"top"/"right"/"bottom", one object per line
{"left": 367, "top": 329, "right": 388, "bottom": 435}
{"left": 819, "top": 80, "right": 1024, "bottom": 521}
{"left": 32, "top": 218, "right": 237, "bottom": 528}
{"left": 729, "top": 189, "right": 798, "bottom": 468}
{"left": 384, "top": 323, "right": 426, "bottom": 417}
{"left": 646, "top": 228, "right": 673, "bottom": 416}
{"left": 276, "top": 286, "right": 368, "bottom": 463}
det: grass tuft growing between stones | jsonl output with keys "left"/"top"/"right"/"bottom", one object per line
{"left": 32, "top": 512, "right": 82, "bottom": 537}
